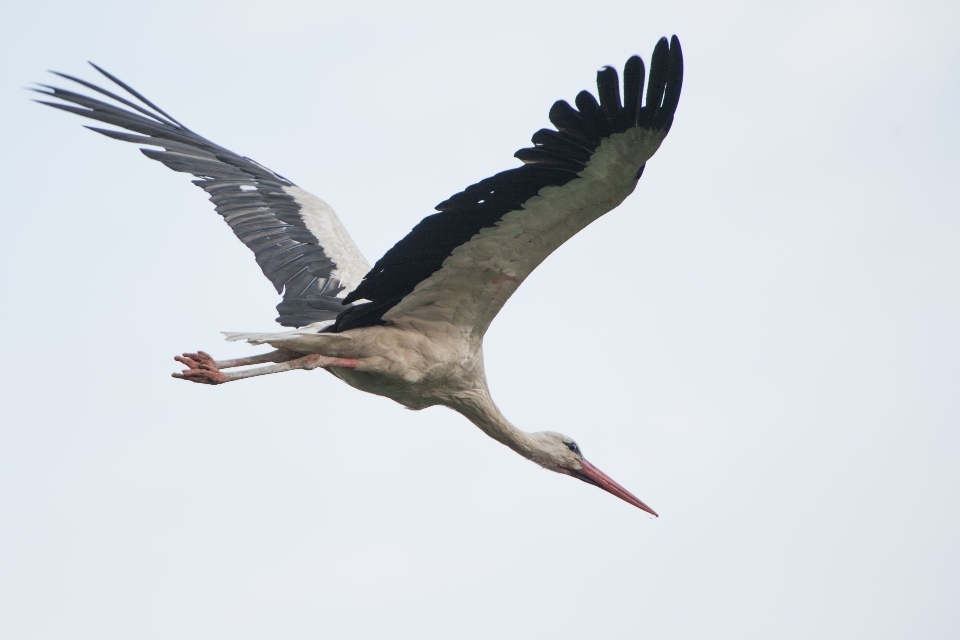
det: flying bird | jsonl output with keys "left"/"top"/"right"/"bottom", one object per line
{"left": 37, "top": 36, "right": 683, "bottom": 516}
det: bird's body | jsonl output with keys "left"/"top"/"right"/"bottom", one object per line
{"left": 38, "top": 36, "right": 684, "bottom": 515}
{"left": 295, "top": 323, "right": 484, "bottom": 412}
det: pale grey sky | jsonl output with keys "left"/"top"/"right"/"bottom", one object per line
{"left": 2, "top": 1, "right": 958, "bottom": 638}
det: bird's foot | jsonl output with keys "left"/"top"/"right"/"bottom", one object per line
{"left": 172, "top": 351, "right": 227, "bottom": 385}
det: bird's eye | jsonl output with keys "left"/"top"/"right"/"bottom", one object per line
{"left": 564, "top": 441, "right": 581, "bottom": 456}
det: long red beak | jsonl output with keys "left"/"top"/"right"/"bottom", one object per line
{"left": 570, "top": 460, "right": 658, "bottom": 517}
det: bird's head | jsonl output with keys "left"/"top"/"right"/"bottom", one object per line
{"left": 528, "top": 431, "right": 658, "bottom": 517}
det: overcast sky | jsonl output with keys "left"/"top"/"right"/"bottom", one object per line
{"left": 2, "top": 1, "right": 958, "bottom": 638}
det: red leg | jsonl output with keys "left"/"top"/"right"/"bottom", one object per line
{"left": 174, "top": 349, "right": 296, "bottom": 371}
{"left": 173, "top": 350, "right": 360, "bottom": 385}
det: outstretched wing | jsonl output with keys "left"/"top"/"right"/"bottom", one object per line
{"left": 35, "top": 66, "right": 370, "bottom": 328}
{"left": 335, "top": 36, "right": 683, "bottom": 336}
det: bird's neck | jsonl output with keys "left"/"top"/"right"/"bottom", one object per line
{"left": 450, "top": 387, "right": 541, "bottom": 462}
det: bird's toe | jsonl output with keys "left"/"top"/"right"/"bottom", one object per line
{"left": 173, "top": 350, "right": 227, "bottom": 384}
{"left": 172, "top": 368, "right": 226, "bottom": 385}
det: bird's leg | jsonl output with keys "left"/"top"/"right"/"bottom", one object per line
{"left": 172, "top": 349, "right": 360, "bottom": 385}
{"left": 173, "top": 349, "right": 293, "bottom": 385}
{"left": 175, "top": 349, "right": 296, "bottom": 371}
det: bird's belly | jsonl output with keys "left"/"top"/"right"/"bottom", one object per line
{"left": 317, "top": 324, "right": 485, "bottom": 410}
{"left": 332, "top": 368, "right": 440, "bottom": 410}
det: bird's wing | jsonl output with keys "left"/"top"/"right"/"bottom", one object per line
{"left": 336, "top": 36, "right": 683, "bottom": 336}
{"left": 35, "top": 66, "right": 370, "bottom": 328}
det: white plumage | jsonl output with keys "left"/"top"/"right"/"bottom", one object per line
{"left": 283, "top": 185, "right": 371, "bottom": 296}
{"left": 37, "top": 36, "right": 684, "bottom": 515}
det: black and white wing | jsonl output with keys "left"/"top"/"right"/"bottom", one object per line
{"left": 335, "top": 36, "right": 683, "bottom": 336}
{"left": 35, "top": 66, "right": 370, "bottom": 328}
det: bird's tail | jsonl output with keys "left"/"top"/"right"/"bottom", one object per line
{"left": 222, "top": 322, "right": 351, "bottom": 351}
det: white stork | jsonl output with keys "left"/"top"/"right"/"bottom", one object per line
{"left": 37, "top": 36, "right": 683, "bottom": 516}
